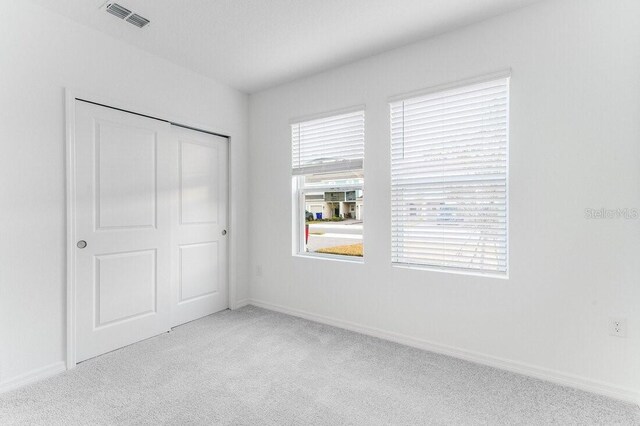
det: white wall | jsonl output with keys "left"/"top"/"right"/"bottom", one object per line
{"left": 0, "top": 3, "right": 249, "bottom": 387}
{"left": 249, "top": 0, "right": 640, "bottom": 401}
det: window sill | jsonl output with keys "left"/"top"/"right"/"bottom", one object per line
{"left": 392, "top": 263, "right": 508, "bottom": 280}
{"left": 294, "top": 252, "right": 364, "bottom": 264}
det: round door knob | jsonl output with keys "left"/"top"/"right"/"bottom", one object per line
{"left": 221, "top": 230, "right": 227, "bottom": 236}
{"left": 77, "top": 240, "right": 87, "bottom": 249}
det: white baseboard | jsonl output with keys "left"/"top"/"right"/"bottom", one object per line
{"left": 249, "top": 299, "right": 640, "bottom": 407}
{"left": 0, "top": 361, "right": 66, "bottom": 394}
{"left": 232, "top": 298, "right": 250, "bottom": 310}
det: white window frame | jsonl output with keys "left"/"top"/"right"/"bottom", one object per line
{"left": 290, "top": 107, "right": 365, "bottom": 262}
{"left": 293, "top": 177, "right": 364, "bottom": 262}
{"left": 389, "top": 71, "right": 510, "bottom": 278}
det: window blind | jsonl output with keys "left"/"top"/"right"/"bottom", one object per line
{"left": 390, "top": 77, "right": 509, "bottom": 274}
{"left": 292, "top": 110, "right": 365, "bottom": 175}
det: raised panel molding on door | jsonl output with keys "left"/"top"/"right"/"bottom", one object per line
{"left": 180, "top": 140, "right": 220, "bottom": 225}
{"left": 171, "top": 127, "right": 229, "bottom": 327}
{"left": 95, "top": 249, "right": 157, "bottom": 327}
{"left": 95, "top": 121, "right": 158, "bottom": 230}
{"left": 74, "top": 101, "right": 172, "bottom": 363}
{"left": 179, "top": 242, "right": 219, "bottom": 303}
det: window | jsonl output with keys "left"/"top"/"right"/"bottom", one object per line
{"left": 390, "top": 76, "right": 509, "bottom": 275}
{"left": 292, "top": 109, "right": 364, "bottom": 259}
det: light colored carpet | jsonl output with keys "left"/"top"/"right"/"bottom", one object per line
{"left": 1, "top": 306, "right": 638, "bottom": 425}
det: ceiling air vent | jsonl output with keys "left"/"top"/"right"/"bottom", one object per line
{"left": 126, "top": 14, "right": 150, "bottom": 28}
{"left": 105, "top": 3, "right": 150, "bottom": 28}
{"left": 106, "top": 3, "right": 131, "bottom": 20}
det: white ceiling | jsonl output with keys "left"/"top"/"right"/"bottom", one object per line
{"left": 29, "top": 0, "right": 541, "bottom": 93}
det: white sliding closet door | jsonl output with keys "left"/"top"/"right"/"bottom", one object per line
{"left": 73, "top": 101, "right": 229, "bottom": 363}
{"left": 74, "top": 101, "right": 172, "bottom": 362}
{"left": 170, "top": 126, "right": 229, "bottom": 327}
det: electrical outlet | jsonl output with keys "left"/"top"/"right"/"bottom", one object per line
{"left": 255, "top": 265, "right": 263, "bottom": 277}
{"left": 609, "top": 318, "right": 628, "bottom": 338}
